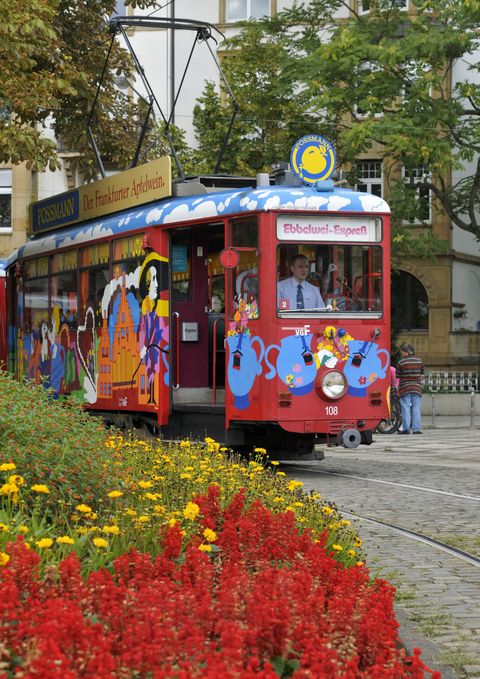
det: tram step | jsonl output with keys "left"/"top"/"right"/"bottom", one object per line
{"left": 172, "top": 403, "right": 225, "bottom": 414}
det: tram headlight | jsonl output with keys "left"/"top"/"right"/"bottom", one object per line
{"left": 321, "top": 370, "right": 347, "bottom": 400}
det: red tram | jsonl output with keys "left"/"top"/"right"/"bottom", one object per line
{"left": 6, "top": 143, "right": 392, "bottom": 457}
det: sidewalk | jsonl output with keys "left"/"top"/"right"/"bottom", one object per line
{"left": 421, "top": 415, "right": 480, "bottom": 429}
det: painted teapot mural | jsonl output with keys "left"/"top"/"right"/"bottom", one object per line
{"left": 343, "top": 340, "right": 389, "bottom": 397}
{"left": 226, "top": 332, "right": 265, "bottom": 409}
{"left": 264, "top": 334, "right": 316, "bottom": 395}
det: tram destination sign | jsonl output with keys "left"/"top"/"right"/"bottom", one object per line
{"left": 30, "top": 156, "right": 172, "bottom": 235}
{"left": 276, "top": 215, "right": 381, "bottom": 242}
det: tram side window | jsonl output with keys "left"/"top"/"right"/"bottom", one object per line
{"left": 229, "top": 218, "right": 259, "bottom": 319}
{"left": 80, "top": 244, "right": 111, "bottom": 328}
{"left": 171, "top": 235, "right": 191, "bottom": 302}
{"left": 24, "top": 256, "right": 49, "bottom": 333}
{"left": 276, "top": 244, "right": 383, "bottom": 313}
{"left": 51, "top": 251, "right": 78, "bottom": 329}
{"left": 112, "top": 235, "right": 145, "bottom": 310}
{"left": 24, "top": 277, "right": 49, "bottom": 334}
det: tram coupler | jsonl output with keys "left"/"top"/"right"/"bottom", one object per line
{"left": 341, "top": 428, "right": 362, "bottom": 448}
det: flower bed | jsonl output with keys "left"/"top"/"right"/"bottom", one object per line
{"left": 0, "top": 486, "right": 439, "bottom": 678}
{"left": 0, "top": 373, "right": 440, "bottom": 677}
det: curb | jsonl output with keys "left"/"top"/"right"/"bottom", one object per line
{"left": 395, "top": 604, "right": 458, "bottom": 678}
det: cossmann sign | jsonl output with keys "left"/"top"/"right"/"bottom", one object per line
{"left": 277, "top": 215, "right": 381, "bottom": 242}
{"left": 30, "top": 156, "right": 172, "bottom": 234}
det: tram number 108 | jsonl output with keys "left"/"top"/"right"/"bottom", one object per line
{"left": 325, "top": 405, "right": 339, "bottom": 416}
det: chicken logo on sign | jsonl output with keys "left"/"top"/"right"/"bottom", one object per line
{"left": 290, "top": 135, "right": 336, "bottom": 185}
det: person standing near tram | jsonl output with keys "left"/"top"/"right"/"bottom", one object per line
{"left": 396, "top": 343, "right": 424, "bottom": 434}
{"left": 277, "top": 254, "right": 325, "bottom": 310}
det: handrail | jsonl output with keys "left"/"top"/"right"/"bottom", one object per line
{"left": 172, "top": 312, "right": 180, "bottom": 390}
{"left": 212, "top": 317, "right": 225, "bottom": 405}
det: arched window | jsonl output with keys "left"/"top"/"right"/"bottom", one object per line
{"left": 392, "top": 270, "right": 429, "bottom": 331}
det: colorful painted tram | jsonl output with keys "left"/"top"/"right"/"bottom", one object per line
{"left": 5, "top": 158, "right": 392, "bottom": 457}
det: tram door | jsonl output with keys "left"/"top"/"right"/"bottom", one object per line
{"left": 170, "top": 223, "right": 225, "bottom": 405}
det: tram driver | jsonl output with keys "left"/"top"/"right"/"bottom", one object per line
{"left": 277, "top": 254, "right": 325, "bottom": 311}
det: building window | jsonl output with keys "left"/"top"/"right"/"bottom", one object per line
{"left": 403, "top": 165, "right": 431, "bottom": 222}
{"left": 358, "top": 0, "right": 407, "bottom": 12}
{"left": 226, "top": 0, "right": 270, "bottom": 22}
{"left": 0, "top": 169, "right": 12, "bottom": 234}
{"left": 392, "top": 270, "right": 429, "bottom": 332}
{"left": 355, "top": 160, "right": 383, "bottom": 198}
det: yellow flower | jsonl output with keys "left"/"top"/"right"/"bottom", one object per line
{"left": 203, "top": 528, "right": 217, "bottom": 543}
{"left": 0, "top": 463, "right": 16, "bottom": 472}
{"left": 322, "top": 506, "right": 334, "bottom": 516}
{"left": 183, "top": 502, "right": 200, "bottom": 520}
{"left": 276, "top": 471, "right": 286, "bottom": 477}
{"left": 287, "top": 480, "right": 304, "bottom": 491}
{"left": 168, "top": 518, "right": 178, "bottom": 527}
{"left": 0, "top": 552, "right": 10, "bottom": 566}
{"left": 0, "top": 482, "right": 19, "bottom": 496}
{"left": 107, "top": 490, "right": 123, "bottom": 498}
{"left": 332, "top": 544, "right": 343, "bottom": 552}
{"left": 347, "top": 549, "right": 356, "bottom": 557}
{"left": 75, "top": 504, "right": 93, "bottom": 514}
{"left": 198, "top": 544, "right": 213, "bottom": 552}
{"left": 102, "top": 525, "right": 120, "bottom": 535}
{"left": 341, "top": 519, "right": 351, "bottom": 527}
{"left": 8, "top": 475, "right": 25, "bottom": 486}
{"left": 180, "top": 473, "right": 192, "bottom": 479}
{"left": 144, "top": 492, "right": 160, "bottom": 501}
{"left": 254, "top": 447, "right": 266, "bottom": 454}
{"left": 356, "top": 561, "right": 365, "bottom": 567}
{"left": 93, "top": 537, "right": 108, "bottom": 548}
{"left": 18, "top": 525, "right": 29, "bottom": 534}
{"left": 270, "top": 460, "right": 280, "bottom": 466}
{"left": 355, "top": 537, "right": 363, "bottom": 547}
{"left": 137, "top": 516, "right": 149, "bottom": 523}
{"left": 0, "top": 523, "right": 8, "bottom": 532}
{"left": 180, "top": 440, "right": 191, "bottom": 448}
{"left": 56, "top": 536, "right": 75, "bottom": 545}
{"left": 138, "top": 480, "right": 153, "bottom": 489}
{"left": 31, "top": 484, "right": 50, "bottom": 494}
{"left": 36, "top": 538, "right": 53, "bottom": 549}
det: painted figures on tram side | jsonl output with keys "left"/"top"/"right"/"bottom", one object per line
{"left": 138, "top": 252, "right": 169, "bottom": 406}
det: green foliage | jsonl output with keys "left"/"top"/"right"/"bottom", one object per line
{"left": 0, "top": 0, "right": 162, "bottom": 179}
{"left": 194, "top": 0, "right": 480, "bottom": 240}
{"left": 193, "top": 19, "right": 325, "bottom": 175}
{"left": 0, "top": 371, "right": 113, "bottom": 512}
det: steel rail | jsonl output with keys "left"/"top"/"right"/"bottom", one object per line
{"left": 340, "top": 509, "right": 480, "bottom": 568}
{"left": 283, "top": 465, "right": 480, "bottom": 503}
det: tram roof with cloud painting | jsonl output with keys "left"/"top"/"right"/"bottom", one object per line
{"left": 7, "top": 182, "right": 390, "bottom": 267}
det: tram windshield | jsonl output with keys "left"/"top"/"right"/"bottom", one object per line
{"left": 277, "top": 244, "right": 383, "bottom": 313}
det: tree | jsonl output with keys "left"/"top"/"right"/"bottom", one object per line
{"left": 282, "top": 0, "right": 480, "bottom": 240}
{"left": 194, "top": 0, "right": 480, "bottom": 242}
{"left": 193, "top": 17, "right": 324, "bottom": 176}
{"left": 0, "top": 0, "right": 161, "bottom": 179}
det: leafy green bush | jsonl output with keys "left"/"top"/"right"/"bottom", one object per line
{"left": 0, "top": 371, "right": 114, "bottom": 513}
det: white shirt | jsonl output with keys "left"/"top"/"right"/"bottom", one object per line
{"left": 277, "top": 277, "right": 325, "bottom": 310}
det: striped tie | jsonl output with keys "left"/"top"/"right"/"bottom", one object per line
{"left": 296, "top": 284, "right": 305, "bottom": 310}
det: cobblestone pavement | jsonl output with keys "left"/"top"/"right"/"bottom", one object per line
{"left": 281, "top": 426, "right": 480, "bottom": 679}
